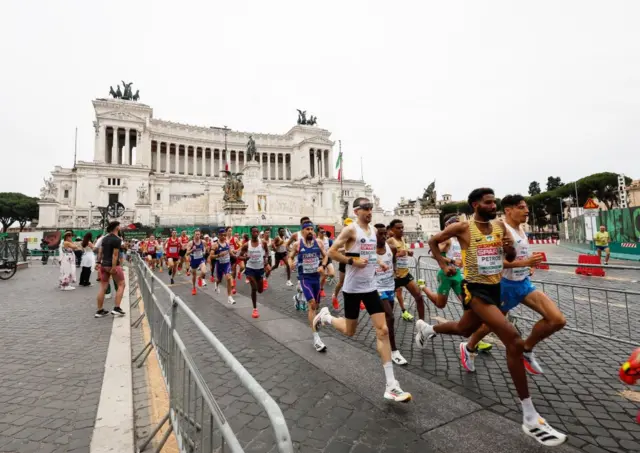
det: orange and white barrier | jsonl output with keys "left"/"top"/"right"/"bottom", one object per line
{"left": 528, "top": 239, "right": 558, "bottom": 245}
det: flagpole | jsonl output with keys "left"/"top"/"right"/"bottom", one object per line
{"left": 73, "top": 127, "right": 78, "bottom": 168}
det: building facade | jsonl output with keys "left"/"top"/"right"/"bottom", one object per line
{"left": 38, "top": 98, "right": 374, "bottom": 229}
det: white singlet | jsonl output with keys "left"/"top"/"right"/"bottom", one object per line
{"left": 446, "top": 237, "right": 463, "bottom": 267}
{"left": 343, "top": 223, "right": 378, "bottom": 293}
{"left": 276, "top": 238, "right": 287, "bottom": 253}
{"left": 501, "top": 223, "right": 530, "bottom": 281}
{"left": 375, "top": 243, "right": 395, "bottom": 292}
{"left": 246, "top": 241, "right": 265, "bottom": 269}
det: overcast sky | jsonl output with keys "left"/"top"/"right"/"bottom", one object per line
{"left": 1, "top": 0, "right": 639, "bottom": 210}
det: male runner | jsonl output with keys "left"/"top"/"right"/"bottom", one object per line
{"left": 178, "top": 230, "right": 190, "bottom": 274}
{"left": 186, "top": 230, "right": 207, "bottom": 295}
{"left": 317, "top": 228, "right": 335, "bottom": 297}
{"left": 210, "top": 228, "right": 235, "bottom": 304}
{"left": 164, "top": 230, "right": 181, "bottom": 284}
{"left": 461, "top": 194, "right": 566, "bottom": 374}
{"left": 374, "top": 223, "right": 408, "bottom": 365}
{"left": 155, "top": 235, "right": 164, "bottom": 272}
{"left": 272, "top": 227, "right": 293, "bottom": 286}
{"left": 388, "top": 220, "right": 424, "bottom": 322}
{"left": 415, "top": 188, "right": 566, "bottom": 446}
{"left": 315, "top": 197, "right": 412, "bottom": 402}
{"left": 145, "top": 235, "right": 159, "bottom": 269}
{"left": 594, "top": 225, "right": 611, "bottom": 265}
{"left": 331, "top": 218, "right": 352, "bottom": 310}
{"left": 262, "top": 228, "right": 272, "bottom": 289}
{"left": 286, "top": 217, "right": 313, "bottom": 308}
{"left": 289, "top": 221, "right": 329, "bottom": 352}
{"left": 95, "top": 221, "right": 126, "bottom": 318}
{"left": 239, "top": 227, "right": 271, "bottom": 318}
{"left": 208, "top": 236, "right": 218, "bottom": 282}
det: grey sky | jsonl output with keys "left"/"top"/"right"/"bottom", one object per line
{"left": 1, "top": 0, "right": 639, "bottom": 210}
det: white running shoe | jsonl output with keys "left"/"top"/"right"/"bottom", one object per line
{"left": 459, "top": 342, "right": 477, "bottom": 372}
{"left": 227, "top": 296, "right": 235, "bottom": 305}
{"left": 61, "top": 286, "right": 75, "bottom": 291}
{"left": 202, "top": 280, "right": 207, "bottom": 287}
{"left": 105, "top": 292, "right": 112, "bottom": 299}
{"left": 522, "top": 417, "right": 567, "bottom": 447}
{"left": 314, "top": 338, "right": 327, "bottom": 352}
{"left": 391, "top": 350, "right": 408, "bottom": 366}
{"left": 414, "top": 320, "right": 436, "bottom": 349}
{"left": 313, "top": 307, "right": 331, "bottom": 330}
{"left": 215, "top": 283, "right": 220, "bottom": 293}
{"left": 523, "top": 351, "right": 544, "bottom": 375}
{"left": 384, "top": 381, "right": 412, "bottom": 402}
{"left": 286, "top": 280, "right": 293, "bottom": 287}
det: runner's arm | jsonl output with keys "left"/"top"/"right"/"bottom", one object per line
{"left": 288, "top": 242, "right": 299, "bottom": 268}
{"left": 328, "top": 226, "right": 355, "bottom": 264}
{"left": 238, "top": 243, "right": 249, "bottom": 260}
{"left": 318, "top": 242, "right": 328, "bottom": 268}
{"left": 262, "top": 241, "right": 270, "bottom": 267}
{"left": 428, "top": 222, "right": 467, "bottom": 271}
{"left": 498, "top": 221, "right": 517, "bottom": 262}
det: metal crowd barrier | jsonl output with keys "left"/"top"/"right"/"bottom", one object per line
{"left": 412, "top": 255, "right": 640, "bottom": 346}
{"left": 130, "top": 254, "right": 293, "bottom": 453}
{"left": 0, "top": 239, "right": 27, "bottom": 263}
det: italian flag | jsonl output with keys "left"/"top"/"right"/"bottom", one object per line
{"left": 335, "top": 151, "right": 343, "bottom": 181}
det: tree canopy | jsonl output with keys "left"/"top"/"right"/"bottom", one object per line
{"left": 528, "top": 181, "right": 541, "bottom": 196}
{"left": 0, "top": 193, "right": 39, "bottom": 232}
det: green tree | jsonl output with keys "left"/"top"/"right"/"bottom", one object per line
{"left": 0, "top": 193, "right": 39, "bottom": 232}
{"left": 528, "top": 181, "right": 541, "bottom": 196}
{"left": 546, "top": 176, "right": 563, "bottom": 192}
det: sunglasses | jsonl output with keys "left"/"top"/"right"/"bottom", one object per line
{"left": 356, "top": 203, "right": 374, "bottom": 211}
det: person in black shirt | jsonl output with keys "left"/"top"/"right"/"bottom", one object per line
{"left": 95, "top": 221, "right": 126, "bottom": 318}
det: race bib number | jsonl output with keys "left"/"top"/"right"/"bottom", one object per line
{"left": 396, "top": 255, "right": 410, "bottom": 269}
{"left": 360, "top": 243, "right": 376, "bottom": 264}
{"left": 218, "top": 250, "right": 230, "bottom": 263}
{"left": 476, "top": 244, "right": 503, "bottom": 275}
{"left": 169, "top": 246, "right": 178, "bottom": 254}
{"left": 193, "top": 249, "right": 203, "bottom": 259}
{"left": 512, "top": 248, "right": 530, "bottom": 278}
{"left": 376, "top": 266, "right": 395, "bottom": 289}
{"left": 148, "top": 246, "right": 155, "bottom": 252}
{"left": 302, "top": 254, "right": 319, "bottom": 274}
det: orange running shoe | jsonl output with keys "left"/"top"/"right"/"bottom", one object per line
{"left": 191, "top": 288, "right": 197, "bottom": 296}
{"left": 198, "top": 278, "right": 203, "bottom": 287}
{"left": 332, "top": 295, "right": 339, "bottom": 310}
{"left": 210, "top": 276, "right": 215, "bottom": 282}
{"left": 263, "top": 280, "right": 269, "bottom": 290}
{"left": 360, "top": 301, "right": 365, "bottom": 310}
{"left": 252, "top": 309, "right": 259, "bottom": 318}
{"left": 320, "top": 289, "right": 326, "bottom": 297}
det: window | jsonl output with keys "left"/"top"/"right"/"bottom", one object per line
{"left": 63, "top": 189, "right": 69, "bottom": 199}
{"left": 107, "top": 178, "right": 121, "bottom": 186}
{"left": 156, "top": 193, "right": 161, "bottom": 201}
{"left": 108, "top": 193, "right": 119, "bottom": 205}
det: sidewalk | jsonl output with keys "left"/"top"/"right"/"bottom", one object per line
{"left": 164, "top": 272, "right": 582, "bottom": 453}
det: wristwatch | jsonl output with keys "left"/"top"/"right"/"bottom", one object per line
{"left": 348, "top": 258, "right": 354, "bottom": 266}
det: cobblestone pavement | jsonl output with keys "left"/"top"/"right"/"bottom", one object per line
{"left": 217, "top": 244, "right": 640, "bottom": 453}
{"left": 0, "top": 265, "right": 113, "bottom": 453}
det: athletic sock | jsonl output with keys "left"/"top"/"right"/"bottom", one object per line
{"left": 521, "top": 397, "right": 538, "bottom": 424}
{"left": 313, "top": 332, "right": 320, "bottom": 342}
{"left": 383, "top": 362, "right": 395, "bottom": 387}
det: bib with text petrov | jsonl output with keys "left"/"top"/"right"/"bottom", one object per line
{"left": 476, "top": 240, "right": 503, "bottom": 275}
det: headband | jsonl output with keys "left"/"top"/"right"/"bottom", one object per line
{"left": 302, "top": 222, "right": 314, "bottom": 229}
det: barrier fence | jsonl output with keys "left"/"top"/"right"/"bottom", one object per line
{"left": 413, "top": 256, "right": 640, "bottom": 346}
{"left": 130, "top": 254, "right": 293, "bottom": 453}
{"left": 0, "top": 240, "right": 28, "bottom": 263}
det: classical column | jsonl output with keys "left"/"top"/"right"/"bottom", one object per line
{"left": 123, "top": 128, "right": 130, "bottom": 165}
{"left": 267, "top": 153, "right": 272, "bottom": 180}
{"left": 168, "top": 144, "right": 173, "bottom": 174}
{"left": 98, "top": 125, "right": 106, "bottom": 163}
{"left": 111, "top": 128, "right": 118, "bottom": 164}
{"left": 156, "top": 141, "right": 162, "bottom": 172}
{"left": 276, "top": 153, "right": 281, "bottom": 180}
{"left": 328, "top": 149, "right": 334, "bottom": 179}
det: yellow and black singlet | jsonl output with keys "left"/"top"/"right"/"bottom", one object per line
{"left": 462, "top": 220, "right": 504, "bottom": 285}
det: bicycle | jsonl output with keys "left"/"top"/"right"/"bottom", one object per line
{"left": 0, "top": 259, "right": 17, "bottom": 280}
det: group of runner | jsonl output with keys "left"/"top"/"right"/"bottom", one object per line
{"left": 145, "top": 189, "right": 569, "bottom": 447}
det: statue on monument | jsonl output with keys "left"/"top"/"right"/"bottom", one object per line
{"left": 136, "top": 183, "right": 149, "bottom": 204}
{"left": 108, "top": 82, "right": 139, "bottom": 101}
{"left": 420, "top": 180, "right": 437, "bottom": 211}
{"left": 296, "top": 109, "right": 318, "bottom": 126}
{"left": 221, "top": 171, "right": 244, "bottom": 203}
{"left": 132, "top": 89, "right": 140, "bottom": 101}
{"left": 246, "top": 135, "right": 258, "bottom": 162}
{"left": 115, "top": 85, "right": 123, "bottom": 98}
{"left": 39, "top": 177, "right": 57, "bottom": 200}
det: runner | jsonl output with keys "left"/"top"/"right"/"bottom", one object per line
{"left": 286, "top": 217, "right": 313, "bottom": 310}
{"left": 317, "top": 228, "right": 335, "bottom": 297}
{"left": 331, "top": 218, "right": 352, "bottom": 310}
{"left": 262, "top": 228, "right": 272, "bottom": 289}
{"left": 238, "top": 226, "right": 271, "bottom": 318}
{"left": 315, "top": 197, "right": 412, "bottom": 402}
{"left": 594, "top": 225, "right": 611, "bottom": 265}
{"left": 271, "top": 227, "right": 293, "bottom": 286}
{"left": 226, "top": 227, "right": 239, "bottom": 294}
{"left": 178, "top": 230, "right": 190, "bottom": 275}
{"left": 186, "top": 230, "right": 207, "bottom": 295}
{"left": 461, "top": 194, "right": 566, "bottom": 374}
{"left": 208, "top": 236, "right": 219, "bottom": 282}
{"left": 415, "top": 188, "right": 566, "bottom": 446}
{"left": 387, "top": 220, "right": 424, "bottom": 322}
{"left": 289, "top": 220, "right": 329, "bottom": 352}
{"left": 155, "top": 235, "right": 164, "bottom": 272}
{"left": 374, "top": 223, "right": 408, "bottom": 365}
{"left": 145, "top": 235, "right": 159, "bottom": 270}
{"left": 164, "top": 230, "right": 181, "bottom": 285}
{"left": 210, "top": 228, "right": 235, "bottom": 304}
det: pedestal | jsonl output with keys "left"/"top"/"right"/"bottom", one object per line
{"left": 223, "top": 201, "right": 248, "bottom": 226}
{"left": 37, "top": 200, "right": 60, "bottom": 228}
{"left": 135, "top": 203, "right": 152, "bottom": 226}
{"left": 419, "top": 207, "right": 441, "bottom": 237}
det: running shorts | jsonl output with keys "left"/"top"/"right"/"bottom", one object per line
{"left": 274, "top": 251, "right": 287, "bottom": 265}
{"left": 462, "top": 281, "right": 501, "bottom": 310}
{"left": 300, "top": 276, "right": 321, "bottom": 302}
{"left": 179, "top": 249, "right": 187, "bottom": 258}
{"left": 166, "top": 253, "right": 179, "bottom": 260}
{"left": 190, "top": 258, "right": 205, "bottom": 270}
{"left": 500, "top": 277, "right": 536, "bottom": 313}
{"left": 378, "top": 290, "right": 395, "bottom": 302}
{"left": 437, "top": 269, "right": 463, "bottom": 296}
{"left": 596, "top": 245, "right": 608, "bottom": 251}
{"left": 146, "top": 252, "right": 156, "bottom": 258}
{"left": 216, "top": 262, "right": 231, "bottom": 280}
{"left": 245, "top": 267, "right": 265, "bottom": 280}
{"left": 343, "top": 290, "right": 384, "bottom": 320}
{"left": 156, "top": 251, "right": 163, "bottom": 259}
{"left": 394, "top": 273, "right": 414, "bottom": 289}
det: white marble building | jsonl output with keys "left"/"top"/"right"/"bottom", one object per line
{"left": 38, "top": 97, "right": 376, "bottom": 229}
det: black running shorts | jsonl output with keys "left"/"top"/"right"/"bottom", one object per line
{"left": 343, "top": 290, "right": 384, "bottom": 320}
{"left": 179, "top": 249, "right": 187, "bottom": 258}
{"left": 462, "top": 281, "right": 501, "bottom": 310}
{"left": 394, "top": 273, "right": 414, "bottom": 289}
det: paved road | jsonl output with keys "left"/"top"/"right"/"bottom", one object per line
{"left": 0, "top": 265, "right": 113, "bottom": 453}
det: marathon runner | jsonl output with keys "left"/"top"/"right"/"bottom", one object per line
{"left": 178, "top": 230, "right": 190, "bottom": 275}
{"left": 186, "top": 230, "right": 208, "bottom": 295}
{"left": 238, "top": 226, "right": 271, "bottom": 319}
{"left": 289, "top": 220, "right": 329, "bottom": 352}
{"left": 317, "top": 228, "right": 335, "bottom": 298}
{"left": 208, "top": 236, "right": 219, "bottom": 282}
{"left": 331, "top": 218, "right": 353, "bottom": 310}
{"left": 145, "top": 235, "right": 159, "bottom": 270}
{"left": 416, "top": 188, "right": 566, "bottom": 446}
{"left": 155, "top": 235, "right": 164, "bottom": 272}
{"left": 374, "top": 223, "right": 408, "bottom": 365}
{"left": 388, "top": 220, "right": 425, "bottom": 322}
{"left": 164, "top": 230, "right": 181, "bottom": 285}
{"left": 314, "top": 197, "right": 412, "bottom": 403}
{"left": 461, "top": 194, "right": 566, "bottom": 374}
{"left": 271, "top": 227, "right": 293, "bottom": 286}
{"left": 210, "top": 228, "right": 235, "bottom": 304}
{"left": 262, "top": 228, "right": 272, "bottom": 289}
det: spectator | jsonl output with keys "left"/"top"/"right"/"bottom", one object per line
{"left": 79, "top": 232, "right": 95, "bottom": 286}
{"left": 59, "top": 231, "right": 79, "bottom": 290}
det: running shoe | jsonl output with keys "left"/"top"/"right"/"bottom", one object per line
{"left": 158, "top": 268, "right": 163, "bottom": 273}
{"left": 286, "top": 280, "right": 293, "bottom": 287}
{"left": 384, "top": 381, "right": 412, "bottom": 402}
{"left": 522, "top": 417, "right": 567, "bottom": 447}
{"left": 186, "top": 271, "right": 191, "bottom": 277}
{"left": 61, "top": 286, "right": 76, "bottom": 291}
{"left": 245, "top": 278, "right": 250, "bottom": 284}
{"left": 414, "top": 320, "right": 436, "bottom": 348}
{"left": 210, "top": 276, "right": 215, "bottom": 282}
{"left": 252, "top": 309, "right": 259, "bottom": 319}
{"left": 459, "top": 342, "right": 477, "bottom": 372}
{"left": 94, "top": 309, "right": 110, "bottom": 318}
{"left": 360, "top": 301, "right": 365, "bottom": 310}
{"left": 263, "top": 280, "right": 269, "bottom": 289}
{"left": 523, "top": 351, "right": 544, "bottom": 375}
{"left": 477, "top": 341, "right": 493, "bottom": 352}
{"left": 293, "top": 294, "right": 301, "bottom": 310}
{"left": 332, "top": 295, "right": 339, "bottom": 310}
{"left": 228, "top": 296, "right": 235, "bottom": 305}
{"left": 232, "top": 287, "right": 237, "bottom": 295}
{"left": 105, "top": 292, "right": 112, "bottom": 299}
{"left": 191, "top": 288, "right": 197, "bottom": 296}
{"left": 392, "top": 350, "right": 408, "bottom": 366}
{"left": 170, "top": 278, "right": 174, "bottom": 285}
{"left": 215, "top": 283, "right": 220, "bottom": 293}
{"left": 168, "top": 268, "right": 172, "bottom": 276}
{"left": 314, "top": 338, "right": 327, "bottom": 352}
{"left": 313, "top": 307, "right": 331, "bottom": 330}
{"left": 320, "top": 289, "right": 326, "bottom": 297}
{"left": 197, "top": 278, "right": 203, "bottom": 287}
{"left": 111, "top": 307, "right": 126, "bottom": 316}
{"left": 401, "top": 310, "right": 414, "bottom": 322}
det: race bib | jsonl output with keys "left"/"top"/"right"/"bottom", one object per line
{"left": 476, "top": 244, "right": 503, "bottom": 275}
{"left": 169, "top": 246, "right": 178, "bottom": 254}
{"left": 512, "top": 248, "right": 530, "bottom": 278}
{"left": 396, "top": 255, "right": 410, "bottom": 269}
{"left": 360, "top": 242, "right": 376, "bottom": 265}
{"left": 148, "top": 246, "right": 155, "bottom": 252}
{"left": 193, "top": 249, "right": 203, "bottom": 259}
{"left": 376, "top": 266, "right": 395, "bottom": 290}
{"left": 302, "top": 254, "right": 319, "bottom": 274}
